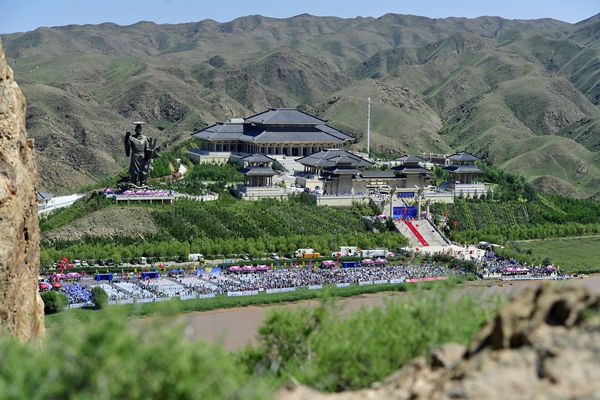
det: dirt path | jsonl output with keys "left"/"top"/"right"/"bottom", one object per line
{"left": 147, "top": 275, "right": 600, "bottom": 351}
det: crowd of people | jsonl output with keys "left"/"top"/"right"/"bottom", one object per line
{"left": 479, "top": 256, "right": 567, "bottom": 279}
{"left": 49, "top": 262, "right": 467, "bottom": 304}
{"left": 60, "top": 283, "right": 92, "bottom": 304}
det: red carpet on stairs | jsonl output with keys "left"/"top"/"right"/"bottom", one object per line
{"left": 403, "top": 220, "right": 429, "bottom": 246}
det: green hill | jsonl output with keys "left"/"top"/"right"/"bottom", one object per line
{"left": 2, "top": 13, "right": 600, "bottom": 195}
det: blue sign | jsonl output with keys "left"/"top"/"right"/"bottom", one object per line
{"left": 393, "top": 206, "right": 417, "bottom": 219}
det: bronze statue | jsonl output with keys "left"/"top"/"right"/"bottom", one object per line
{"left": 124, "top": 122, "right": 160, "bottom": 187}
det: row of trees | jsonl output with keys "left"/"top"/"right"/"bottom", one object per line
{"left": 153, "top": 197, "right": 376, "bottom": 242}
{"left": 41, "top": 231, "right": 407, "bottom": 265}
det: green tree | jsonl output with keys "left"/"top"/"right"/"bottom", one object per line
{"left": 41, "top": 291, "right": 68, "bottom": 314}
{"left": 91, "top": 286, "right": 108, "bottom": 310}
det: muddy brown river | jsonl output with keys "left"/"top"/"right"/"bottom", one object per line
{"left": 143, "top": 275, "right": 600, "bottom": 350}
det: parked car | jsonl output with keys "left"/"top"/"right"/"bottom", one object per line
{"left": 82, "top": 261, "right": 89, "bottom": 268}
{"left": 270, "top": 253, "right": 280, "bottom": 260}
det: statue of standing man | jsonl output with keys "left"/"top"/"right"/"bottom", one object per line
{"left": 124, "top": 122, "right": 161, "bottom": 187}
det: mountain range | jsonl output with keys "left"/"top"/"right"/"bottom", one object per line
{"left": 2, "top": 12, "right": 599, "bottom": 196}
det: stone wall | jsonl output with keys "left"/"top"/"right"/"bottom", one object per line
{"left": 0, "top": 38, "right": 45, "bottom": 340}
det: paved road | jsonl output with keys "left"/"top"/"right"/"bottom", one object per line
{"left": 136, "top": 275, "right": 600, "bottom": 350}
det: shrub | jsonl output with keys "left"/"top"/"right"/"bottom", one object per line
{"left": 241, "top": 288, "right": 499, "bottom": 392}
{"left": 0, "top": 314, "right": 272, "bottom": 399}
{"left": 40, "top": 291, "right": 68, "bottom": 314}
{"left": 91, "top": 287, "right": 108, "bottom": 310}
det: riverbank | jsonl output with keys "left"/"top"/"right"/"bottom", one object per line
{"left": 171, "top": 274, "right": 600, "bottom": 350}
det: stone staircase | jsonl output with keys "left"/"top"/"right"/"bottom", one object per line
{"left": 271, "top": 155, "right": 305, "bottom": 174}
{"left": 394, "top": 218, "right": 450, "bottom": 248}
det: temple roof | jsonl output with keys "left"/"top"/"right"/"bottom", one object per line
{"left": 297, "top": 149, "right": 373, "bottom": 169}
{"left": 393, "top": 165, "right": 432, "bottom": 175}
{"left": 241, "top": 154, "right": 275, "bottom": 163}
{"left": 396, "top": 155, "right": 426, "bottom": 164}
{"left": 443, "top": 165, "right": 483, "bottom": 174}
{"left": 447, "top": 151, "right": 480, "bottom": 162}
{"left": 239, "top": 167, "right": 278, "bottom": 176}
{"left": 192, "top": 108, "right": 353, "bottom": 144}
{"left": 325, "top": 168, "right": 361, "bottom": 175}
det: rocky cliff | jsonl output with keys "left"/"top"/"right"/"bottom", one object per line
{"left": 0, "top": 38, "right": 45, "bottom": 340}
{"left": 281, "top": 284, "right": 600, "bottom": 400}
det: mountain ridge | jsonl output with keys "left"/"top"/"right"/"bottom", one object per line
{"left": 1, "top": 13, "right": 599, "bottom": 196}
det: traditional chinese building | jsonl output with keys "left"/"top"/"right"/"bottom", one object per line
{"left": 442, "top": 151, "right": 486, "bottom": 197}
{"left": 443, "top": 152, "right": 483, "bottom": 184}
{"left": 296, "top": 150, "right": 432, "bottom": 196}
{"left": 190, "top": 108, "right": 354, "bottom": 162}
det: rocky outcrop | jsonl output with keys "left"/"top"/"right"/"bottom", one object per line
{"left": 0, "top": 38, "right": 45, "bottom": 340}
{"left": 280, "top": 284, "right": 600, "bottom": 400}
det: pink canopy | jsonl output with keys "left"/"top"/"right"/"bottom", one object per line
{"left": 361, "top": 259, "right": 374, "bottom": 265}
{"left": 38, "top": 283, "right": 50, "bottom": 289}
{"left": 321, "top": 260, "right": 337, "bottom": 266}
{"left": 256, "top": 265, "right": 270, "bottom": 271}
{"left": 228, "top": 266, "right": 242, "bottom": 271}
{"left": 66, "top": 272, "right": 80, "bottom": 278}
{"left": 242, "top": 265, "right": 256, "bottom": 272}
{"left": 546, "top": 265, "right": 556, "bottom": 271}
{"left": 374, "top": 258, "right": 388, "bottom": 264}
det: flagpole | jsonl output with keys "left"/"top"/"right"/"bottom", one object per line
{"left": 367, "top": 97, "right": 371, "bottom": 158}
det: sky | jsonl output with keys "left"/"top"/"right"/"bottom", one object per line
{"left": 0, "top": 0, "right": 598, "bottom": 34}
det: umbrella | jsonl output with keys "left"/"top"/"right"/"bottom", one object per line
{"left": 52, "top": 282, "right": 62, "bottom": 288}
{"left": 38, "top": 283, "right": 50, "bottom": 290}
{"left": 66, "top": 272, "right": 80, "bottom": 278}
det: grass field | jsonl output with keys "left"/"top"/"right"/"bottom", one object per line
{"left": 514, "top": 236, "right": 600, "bottom": 273}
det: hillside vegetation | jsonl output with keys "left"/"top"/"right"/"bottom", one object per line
{"left": 40, "top": 194, "right": 406, "bottom": 263}
{"left": 2, "top": 13, "right": 600, "bottom": 195}
{"left": 434, "top": 195, "right": 600, "bottom": 244}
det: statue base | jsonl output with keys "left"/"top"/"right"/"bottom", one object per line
{"left": 116, "top": 182, "right": 155, "bottom": 191}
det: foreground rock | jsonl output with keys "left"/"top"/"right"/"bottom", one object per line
{"left": 0, "top": 38, "right": 45, "bottom": 339}
{"left": 280, "top": 285, "right": 600, "bottom": 400}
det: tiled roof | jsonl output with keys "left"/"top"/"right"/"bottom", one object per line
{"left": 396, "top": 155, "right": 426, "bottom": 164}
{"left": 242, "top": 154, "right": 275, "bottom": 163}
{"left": 191, "top": 109, "right": 353, "bottom": 144}
{"left": 297, "top": 149, "right": 373, "bottom": 169}
{"left": 443, "top": 165, "right": 483, "bottom": 174}
{"left": 447, "top": 151, "right": 480, "bottom": 162}
{"left": 239, "top": 167, "right": 278, "bottom": 176}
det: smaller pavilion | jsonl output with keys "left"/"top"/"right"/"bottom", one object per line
{"left": 443, "top": 152, "right": 483, "bottom": 184}
{"left": 239, "top": 154, "right": 278, "bottom": 188}
{"left": 392, "top": 155, "right": 433, "bottom": 188}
